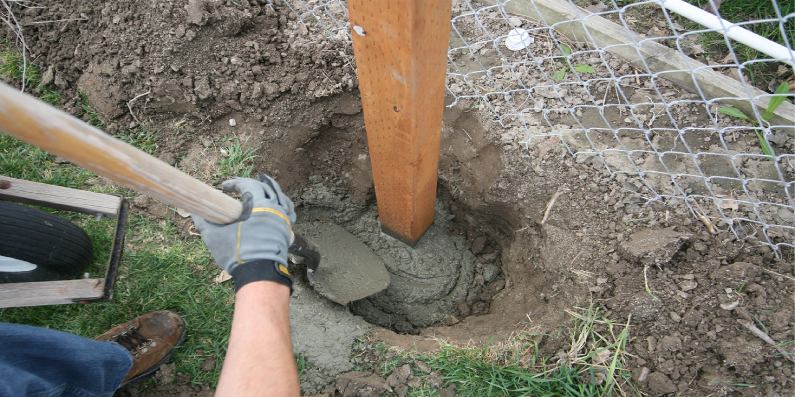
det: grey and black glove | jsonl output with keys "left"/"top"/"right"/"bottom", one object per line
{"left": 192, "top": 175, "right": 296, "bottom": 293}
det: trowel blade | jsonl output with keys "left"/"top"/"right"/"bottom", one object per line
{"left": 294, "top": 222, "right": 390, "bottom": 305}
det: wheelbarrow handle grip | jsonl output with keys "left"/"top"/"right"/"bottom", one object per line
{"left": 0, "top": 83, "right": 242, "bottom": 224}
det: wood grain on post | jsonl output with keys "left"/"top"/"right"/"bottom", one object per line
{"left": 0, "top": 83, "right": 242, "bottom": 224}
{"left": 348, "top": 0, "right": 452, "bottom": 247}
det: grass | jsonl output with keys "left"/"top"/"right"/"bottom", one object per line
{"left": 353, "top": 305, "right": 636, "bottom": 397}
{"left": 216, "top": 133, "right": 258, "bottom": 180}
{"left": 0, "top": 43, "right": 60, "bottom": 105}
{"left": 678, "top": 0, "right": 794, "bottom": 85}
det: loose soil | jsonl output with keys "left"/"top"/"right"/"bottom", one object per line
{"left": 4, "top": 0, "right": 793, "bottom": 396}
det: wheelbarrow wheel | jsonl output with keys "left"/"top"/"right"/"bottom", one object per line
{"left": 0, "top": 201, "right": 94, "bottom": 283}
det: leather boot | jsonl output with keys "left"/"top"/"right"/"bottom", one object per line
{"left": 95, "top": 310, "right": 186, "bottom": 386}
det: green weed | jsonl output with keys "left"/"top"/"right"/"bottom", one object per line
{"left": 296, "top": 353, "right": 314, "bottom": 375}
{"left": 217, "top": 133, "right": 258, "bottom": 180}
{"left": 118, "top": 127, "right": 159, "bottom": 155}
{"left": 718, "top": 81, "right": 790, "bottom": 160}
{"left": 553, "top": 44, "right": 596, "bottom": 81}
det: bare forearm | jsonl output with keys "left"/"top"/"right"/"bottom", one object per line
{"left": 216, "top": 281, "right": 299, "bottom": 397}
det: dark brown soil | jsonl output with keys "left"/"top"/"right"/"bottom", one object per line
{"left": 4, "top": 0, "right": 793, "bottom": 396}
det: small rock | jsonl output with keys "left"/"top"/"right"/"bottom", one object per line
{"left": 720, "top": 300, "right": 740, "bottom": 311}
{"left": 482, "top": 264, "right": 499, "bottom": 283}
{"left": 646, "top": 372, "right": 677, "bottom": 394}
{"left": 439, "top": 385, "right": 457, "bottom": 397}
{"left": 200, "top": 356, "right": 216, "bottom": 372}
{"left": 669, "top": 312, "right": 681, "bottom": 322}
{"left": 778, "top": 208, "right": 795, "bottom": 222}
{"left": 710, "top": 262, "right": 760, "bottom": 284}
{"left": 476, "top": 252, "right": 498, "bottom": 264}
{"left": 154, "top": 363, "right": 176, "bottom": 384}
{"left": 620, "top": 227, "right": 691, "bottom": 265}
{"left": 442, "top": 314, "right": 459, "bottom": 326}
{"left": 229, "top": 118, "right": 237, "bottom": 127}
{"left": 636, "top": 367, "right": 650, "bottom": 382}
{"left": 425, "top": 371, "right": 443, "bottom": 388}
{"left": 407, "top": 375, "right": 422, "bottom": 388}
{"left": 41, "top": 65, "right": 54, "bottom": 87}
{"left": 679, "top": 279, "right": 698, "bottom": 291}
{"left": 387, "top": 365, "right": 411, "bottom": 388}
{"left": 607, "top": 292, "right": 662, "bottom": 322}
{"left": 158, "top": 152, "right": 176, "bottom": 166}
{"left": 393, "top": 384, "right": 408, "bottom": 397}
{"left": 658, "top": 335, "right": 682, "bottom": 352}
{"left": 337, "top": 371, "right": 391, "bottom": 397}
{"left": 414, "top": 360, "right": 431, "bottom": 374}
{"left": 471, "top": 237, "right": 487, "bottom": 254}
{"left": 53, "top": 156, "right": 71, "bottom": 164}
{"left": 132, "top": 195, "right": 150, "bottom": 207}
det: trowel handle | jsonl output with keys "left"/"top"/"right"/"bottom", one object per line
{"left": 0, "top": 83, "right": 242, "bottom": 224}
{"left": 288, "top": 234, "right": 321, "bottom": 272}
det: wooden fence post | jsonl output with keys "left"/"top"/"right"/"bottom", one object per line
{"left": 347, "top": 0, "right": 452, "bottom": 247}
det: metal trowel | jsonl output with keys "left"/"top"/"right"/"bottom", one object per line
{"left": 289, "top": 222, "right": 390, "bottom": 305}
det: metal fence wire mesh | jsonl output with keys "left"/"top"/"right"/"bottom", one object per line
{"left": 282, "top": 0, "right": 795, "bottom": 253}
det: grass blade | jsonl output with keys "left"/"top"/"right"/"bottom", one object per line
{"left": 754, "top": 130, "right": 775, "bottom": 160}
{"left": 718, "top": 106, "right": 751, "bottom": 121}
{"left": 768, "top": 81, "right": 790, "bottom": 113}
{"left": 573, "top": 65, "right": 595, "bottom": 73}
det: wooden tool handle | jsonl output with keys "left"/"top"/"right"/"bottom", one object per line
{"left": 0, "top": 83, "right": 242, "bottom": 224}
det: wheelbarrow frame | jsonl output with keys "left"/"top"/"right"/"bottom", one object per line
{"left": 0, "top": 176, "right": 129, "bottom": 308}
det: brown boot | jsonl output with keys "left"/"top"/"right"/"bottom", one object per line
{"left": 95, "top": 310, "right": 186, "bottom": 386}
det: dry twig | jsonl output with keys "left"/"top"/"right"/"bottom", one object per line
{"left": 541, "top": 187, "right": 563, "bottom": 225}
{"left": 0, "top": 0, "right": 34, "bottom": 91}
{"left": 738, "top": 319, "right": 795, "bottom": 363}
{"left": 126, "top": 91, "right": 151, "bottom": 125}
{"left": 692, "top": 200, "right": 718, "bottom": 235}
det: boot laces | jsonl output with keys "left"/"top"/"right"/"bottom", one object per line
{"left": 111, "top": 325, "right": 157, "bottom": 357}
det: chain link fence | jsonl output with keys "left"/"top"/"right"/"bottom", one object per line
{"left": 281, "top": 0, "right": 795, "bottom": 253}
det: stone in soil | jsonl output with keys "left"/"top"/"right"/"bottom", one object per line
{"left": 335, "top": 371, "right": 391, "bottom": 397}
{"left": 620, "top": 227, "right": 691, "bottom": 265}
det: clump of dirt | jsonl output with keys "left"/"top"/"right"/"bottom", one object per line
{"left": 5, "top": 0, "right": 794, "bottom": 396}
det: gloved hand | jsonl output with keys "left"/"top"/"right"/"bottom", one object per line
{"left": 192, "top": 174, "right": 296, "bottom": 293}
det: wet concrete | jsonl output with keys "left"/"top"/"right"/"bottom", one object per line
{"left": 287, "top": 182, "right": 477, "bottom": 393}
{"left": 349, "top": 202, "right": 475, "bottom": 333}
{"left": 289, "top": 275, "right": 371, "bottom": 394}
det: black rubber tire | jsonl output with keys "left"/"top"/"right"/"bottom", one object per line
{"left": 0, "top": 201, "right": 94, "bottom": 283}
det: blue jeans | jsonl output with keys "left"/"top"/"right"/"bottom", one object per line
{"left": 0, "top": 323, "right": 132, "bottom": 397}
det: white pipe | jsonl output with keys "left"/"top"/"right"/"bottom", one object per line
{"left": 655, "top": 0, "right": 795, "bottom": 66}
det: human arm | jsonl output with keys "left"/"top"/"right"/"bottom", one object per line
{"left": 215, "top": 280, "right": 299, "bottom": 397}
{"left": 191, "top": 176, "right": 300, "bottom": 396}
